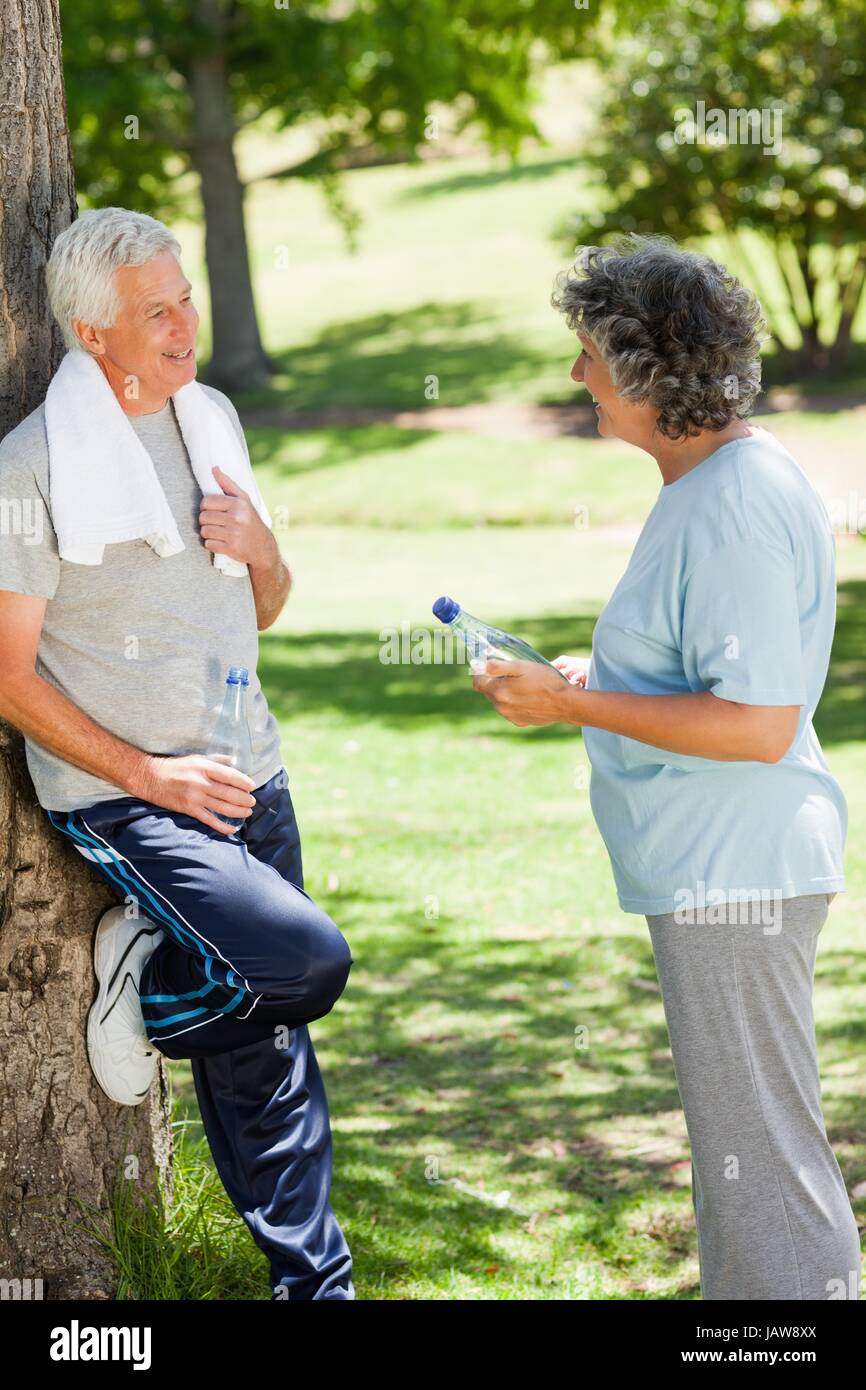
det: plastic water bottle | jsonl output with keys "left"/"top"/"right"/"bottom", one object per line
{"left": 432, "top": 596, "right": 567, "bottom": 678}
{"left": 206, "top": 665, "right": 254, "bottom": 830}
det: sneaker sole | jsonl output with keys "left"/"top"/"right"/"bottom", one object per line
{"left": 87, "top": 913, "right": 164, "bottom": 1106}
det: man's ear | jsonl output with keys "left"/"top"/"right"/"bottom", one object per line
{"left": 72, "top": 319, "right": 105, "bottom": 355}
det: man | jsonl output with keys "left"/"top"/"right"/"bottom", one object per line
{"left": 0, "top": 207, "right": 354, "bottom": 1300}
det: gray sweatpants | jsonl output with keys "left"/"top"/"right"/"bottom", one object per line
{"left": 645, "top": 892, "right": 862, "bottom": 1300}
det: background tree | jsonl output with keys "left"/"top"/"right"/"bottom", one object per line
{"left": 0, "top": 0, "right": 172, "bottom": 1300}
{"left": 559, "top": 0, "right": 866, "bottom": 372}
{"left": 61, "top": 0, "right": 593, "bottom": 389}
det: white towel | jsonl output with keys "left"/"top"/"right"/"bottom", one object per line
{"left": 44, "top": 349, "right": 272, "bottom": 577}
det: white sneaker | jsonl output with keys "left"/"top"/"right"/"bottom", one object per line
{"left": 87, "top": 906, "right": 166, "bottom": 1106}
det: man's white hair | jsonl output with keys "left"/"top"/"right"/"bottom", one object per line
{"left": 46, "top": 207, "right": 182, "bottom": 353}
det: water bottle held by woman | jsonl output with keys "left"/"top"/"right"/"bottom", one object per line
{"left": 432, "top": 595, "right": 568, "bottom": 678}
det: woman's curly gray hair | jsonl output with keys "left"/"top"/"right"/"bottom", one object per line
{"left": 551, "top": 234, "right": 767, "bottom": 441}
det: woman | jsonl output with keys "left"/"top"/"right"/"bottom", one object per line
{"left": 472, "top": 234, "right": 860, "bottom": 1301}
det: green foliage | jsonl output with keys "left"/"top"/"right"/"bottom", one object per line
{"left": 60, "top": 0, "right": 592, "bottom": 218}
{"left": 60, "top": 0, "right": 196, "bottom": 220}
{"left": 559, "top": 0, "right": 866, "bottom": 366}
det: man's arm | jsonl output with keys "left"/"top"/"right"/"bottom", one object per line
{"left": 0, "top": 591, "right": 257, "bottom": 834}
{"left": 249, "top": 536, "right": 292, "bottom": 632}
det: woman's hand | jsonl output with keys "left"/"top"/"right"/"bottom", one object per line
{"left": 471, "top": 658, "right": 576, "bottom": 727}
{"left": 552, "top": 653, "right": 592, "bottom": 687}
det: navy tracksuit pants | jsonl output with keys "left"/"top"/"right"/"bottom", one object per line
{"left": 47, "top": 768, "right": 355, "bottom": 1301}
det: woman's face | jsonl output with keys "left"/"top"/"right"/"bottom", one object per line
{"left": 571, "top": 333, "right": 655, "bottom": 448}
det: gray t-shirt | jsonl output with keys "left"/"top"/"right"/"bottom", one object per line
{"left": 0, "top": 384, "right": 283, "bottom": 811}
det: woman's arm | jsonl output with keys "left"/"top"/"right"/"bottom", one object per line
{"left": 569, "top": 688, "right": 800, "bottom": 763}
{"left": 472, "top": 659, "right": 801, "bottom": 763}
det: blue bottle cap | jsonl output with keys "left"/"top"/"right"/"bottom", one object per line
{"left": 432, "top": 595, "right": 460, "bottom": 624}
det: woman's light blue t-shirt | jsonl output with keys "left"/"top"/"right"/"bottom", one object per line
{"left": 583, "top": 426, "right": 847, "bottom": 916}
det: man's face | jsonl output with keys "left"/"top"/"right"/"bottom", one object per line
{"left": 75, "top": 251, "right": 199, "bottom": 406}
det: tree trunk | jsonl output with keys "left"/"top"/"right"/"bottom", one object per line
{"left": 0, "top": 0, "right": 173, "bottom": 1300}
{"left": 829, "top": 246, "right": 866, "bottom": 371}
{"left": 187, "top": 0, "right": 274, "bottom": 391}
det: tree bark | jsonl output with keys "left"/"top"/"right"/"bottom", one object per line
{"left": 187, "top": 0, "right": 274, "bottom": 391}
{"left": 0, "top": 0, "right": 173, "bottom": 1300}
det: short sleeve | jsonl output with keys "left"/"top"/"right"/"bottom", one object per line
{"left": 0, "top": 453, "right": 61, "bottom": 599}
{"left": 681, "top": 541, "right": 806, "bottom": 705}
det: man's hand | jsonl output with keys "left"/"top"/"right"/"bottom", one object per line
{"left": 199, "top": 465, "right": 277, "bottom": 569}
{"left": 471, "top": 658, "right": 578, "bottom": 727}
{"left": 551, "top": 653, "right": 592, "bottom": 686}
{"left": 136, "top": 753, "right": 257, "bottom": 836}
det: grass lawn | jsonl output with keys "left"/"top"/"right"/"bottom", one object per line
{"left": 173, "top": 123, "right": 866, "bottom": 410}
{"left": 114, "top": 140, "right": 866, "bottom": 1301}
{"left": 143, "top": 503, "right": 865, "bottom": 1300}
{"left": 244, "top": 408, "right": 866, "bottom": 533}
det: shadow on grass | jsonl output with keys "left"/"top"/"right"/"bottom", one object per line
{"left": 244, "top": 420, "right": 437, "bottom": 477}
{"left": 160, "top": 583, "right": 864, "bottom": 1299}
{"left": 393, "top": 153, "right": 581, "bottom": 202}
{"left": 316, "top": 850, "right": 863, "bottom": 1295}
{"left": 165, "top": 891, "right": 863, "bottom": 1298}
{"left": 261, "top": 584, "right": 866, "bottom": 746}
{"left": 231, "top": 302, "right": 557, "bottom": 415}
{"left": 294, "top": 904, "right": 862, "bottom": 1294}
{"left": 260, "top": 613, "right": 598, "bottom": 739}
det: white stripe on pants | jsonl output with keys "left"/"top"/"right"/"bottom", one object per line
{"left": 645, "top": 892, "right": 861, "bottom": 1300}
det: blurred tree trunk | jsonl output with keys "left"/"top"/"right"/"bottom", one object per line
{"left": 0, "top": 0, "right": 172, "bottom": 1300}
{"left": 188, "top": 0, "right": 273, "bottom": 391}
{"left": 830, "top": 245, "right": 866, "bottom": 371}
